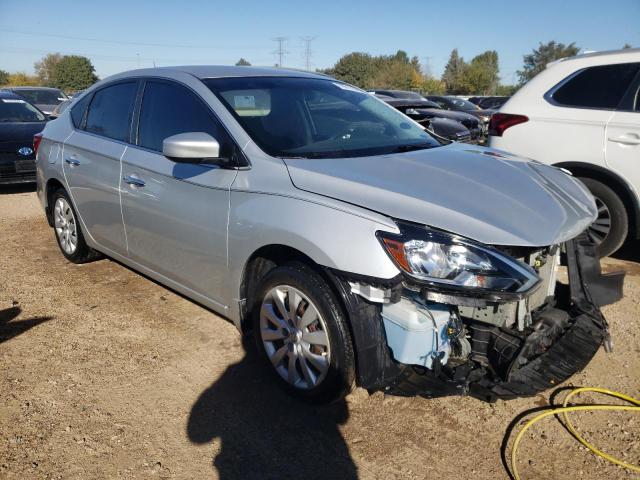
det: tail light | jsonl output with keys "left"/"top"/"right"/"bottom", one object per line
{"left": 488, "top": 113, "right": 528, "bottom": 137}
{"left": 33, "top": 133, "right": 43, "bottom": 155}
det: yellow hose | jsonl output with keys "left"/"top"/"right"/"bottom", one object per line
{"left": 510, "top": 387, "right": 640, "bottom": 480}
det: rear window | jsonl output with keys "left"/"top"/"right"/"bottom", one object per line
{"left": 13, "top": 89, "right": 66, "bottom": 105}
{"left": 70, "top": 94, "right": 92, "bottom": 128}
{"left": 84, "top": 82, "right": 137, "bottom": 142}
{"left": 550, "top": 63, "right": 640, "bottom": 110}
{"left": 0, "top": 97, "right": 46, "bottom": 122}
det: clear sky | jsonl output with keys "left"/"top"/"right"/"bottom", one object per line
{"left": 1, "top": 0, "right": 638, "bottom": 84}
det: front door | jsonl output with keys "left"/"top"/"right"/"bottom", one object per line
{"left": 605, "top": 68, "right": 640, "bottom": 195}
{"left": 120, "top": 79, "right": 240, "bottom": 305}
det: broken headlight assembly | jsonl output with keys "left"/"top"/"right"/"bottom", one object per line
{"left": 377, "top": 222, "right": 541, "bottom": 297}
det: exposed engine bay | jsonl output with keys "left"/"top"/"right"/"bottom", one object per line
{"left": 333, "top": 232, "right": 624, "bottom": 401}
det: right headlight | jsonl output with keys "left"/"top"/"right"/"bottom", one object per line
{"left": 377, "top": 222, "right": 540, "bottom": 297}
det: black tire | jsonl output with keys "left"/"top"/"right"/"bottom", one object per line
{"left": 579, "top": 178, "right": 628, "bottom": 257}
{"left": 251, "top": 263, "right": 355, "bottom": 404}
{"left": 51, "top": 188, "right": 102, "bottom": 264}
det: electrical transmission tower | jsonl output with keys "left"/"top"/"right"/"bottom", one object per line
{"left": 272, "top": 37, "right": 289, "bottom": 67}
{"left": 301, "top": 36, "right": 316, "bottom": 70}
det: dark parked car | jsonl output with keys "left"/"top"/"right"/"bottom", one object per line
{"left": 2, "top": 87, "right": 68, "bottom": 115}
{"left": 425, "top": 95, "right": 495, "bottom": 128}
{"left": 378, "top": 96, "right": 482, "bottom": 143}
{"left": 469, "top": 96, "right": 510, "bottom": 110}
{"left": 369, "top": 89, "right": 426, "bottom": 100}
{"left": 0, "top": 91, "right": 48, "bottom": 185}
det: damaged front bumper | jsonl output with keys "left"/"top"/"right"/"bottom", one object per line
{"left": 328, "top": 232, "right": 624, "bottom": 401}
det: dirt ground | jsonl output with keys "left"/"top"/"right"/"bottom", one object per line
{"left": 0, "top": 186, "right": 638, "bottom": 480}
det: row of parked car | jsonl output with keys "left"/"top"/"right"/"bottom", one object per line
{"left": 370, "top": 89, "right": 500, "bottom": 144}
{"left": 0, "top": 87, "right": 84, "bottom": 185}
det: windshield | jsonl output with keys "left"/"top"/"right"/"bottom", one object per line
{"left": 204, "top": 77, "right": 440, "bottom": 159}
{"left": 447, "top": 97, "right": 479, "bottom": 111}
{"left": 0, "top": 98, "right": 46, "bottom": 122}
{"left": 14, "top": 89, "right": 66, "bottom": 105}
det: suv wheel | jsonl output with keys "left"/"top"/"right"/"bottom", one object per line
{"left": 52, "top": 189, "right": 102, "bottom": 263}
{"left": 579, "top": 177, "right": 628, "bottom": 257}
{"left": 252, "top": 263, "right": 355, "bottom": 403}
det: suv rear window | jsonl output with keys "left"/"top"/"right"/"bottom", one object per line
{"left": 550, "top": 63, "right": 640, "bottom": 110}
{"left": 85, "top": 82, "right": 137, "bottom": 142}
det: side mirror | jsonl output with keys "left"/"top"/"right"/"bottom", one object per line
{"left": 162, "top": 132, "right": 221, "bottom": 164}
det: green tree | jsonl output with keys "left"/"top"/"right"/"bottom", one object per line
{"left": 50, "top": 55, "right": 98, "bottom": 91}
{"left": 495, "top": 84, "right": 519, "bottom": 96}
{"left": 235, "top": 58, "right": 251, "bottom": 66}
{"left": 34, "top": 53, "right": 63, "bottom": 85}
{"left": 442, "top": 49, "right": 466, "bottom": 94}
{"left": 6, "top": 72, "right": 40, "bottom": 86}
{"left": 622, "top": 43, "right": 633, "bottom": 49}
{"left": 517, "top": 41, "right": 580, "bottom": 84}
{"left": 462, "top": 50, "right": 500, "bottom": 95}
{"left": 0, "top": 69, "right": 9, "bottom": 85}
{"left": 322, "top": 52, "right": 377, "bottom": 88}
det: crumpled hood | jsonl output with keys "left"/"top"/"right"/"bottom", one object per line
{"left": 283, "top": 143, "right": 597, "bottom": 246}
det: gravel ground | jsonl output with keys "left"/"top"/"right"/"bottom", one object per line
{"left": 0, "top": 186, "right": 638, "bottom": 480}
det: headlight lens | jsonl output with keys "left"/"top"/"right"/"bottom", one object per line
{"left": 378, "top": 224, "right": 540, "bottom": 294}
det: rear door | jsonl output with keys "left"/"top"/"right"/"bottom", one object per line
{"left": 605, "top": 64, "right": 640, "bottom": 196}
{"left": 62, "top": 82, "right": 138, "bottom": 256}
{"left": 120, "top": 79, "right": 240, "bottom": 305}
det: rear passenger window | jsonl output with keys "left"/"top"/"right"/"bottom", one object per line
{"left": 137, "top": 81, "right": 237, "bottom": 161}
{"left": 85, "top": 82, "right": 137, "bottom": 142}
{"left": 550, "top": 63, "right": 640, "bottom": 110}
{"left": 70, "top": 93, "right": 92, "bottom": 128}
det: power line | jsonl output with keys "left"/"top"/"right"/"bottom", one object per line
{"left": 0, "top": 27, "right": 268, "bottom": 51}
{"left": 301, "top": 36, "right": 316, "bottom": 71}
{"left": 272, "top": 37, "right": 289, "bottom": 67}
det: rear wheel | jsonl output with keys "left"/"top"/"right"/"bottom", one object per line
{"left": 579, "top": 178, "right": 628, "bottom": 257}
{"left": 252, "top": 263, "right": 355, "bottom": 403}
{"left": 52, "top": 189, "right": 101, "bottom": 264}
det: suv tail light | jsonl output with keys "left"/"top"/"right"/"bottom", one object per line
{"left": 488, "top": 113, "right": 528, "bottom": 137}
{"left": 33, "top": 133, "right": 43, "bottom": 155}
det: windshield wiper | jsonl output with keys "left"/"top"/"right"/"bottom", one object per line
{"left": 389, "top": 143, "right": 437, "bottom": 153}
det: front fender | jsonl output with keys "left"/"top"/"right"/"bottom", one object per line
{"left": 226, "top": 190, "right": 401, "bottom": 322}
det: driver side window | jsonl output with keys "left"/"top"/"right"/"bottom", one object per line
{"left": 137, "top": 81, "right": 238, "bottom": 161}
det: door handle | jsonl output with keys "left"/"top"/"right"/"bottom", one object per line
{"left": 64, "top": 157, "right": 80, "bottom": 166}
{"left": 608, "top": 135, "right": 640, "bottom": 145}
{"left": 123, "top": 175, "right": 145, "bottom": 187}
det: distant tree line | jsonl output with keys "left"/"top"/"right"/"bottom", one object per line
{"left": 321, "top": 41, "right": 634, "bottom": 96}
{"left": 0, "top": 53, "right": 98, "bottom": 92}
{"left": 1, "top": 42, "right": 634, "bottom": 95}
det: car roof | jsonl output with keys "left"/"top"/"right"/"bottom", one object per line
{"left": 6, "top": 86, "right": 63, "bottom": 91}
{"left": 128, "top": 65, "right": 332, "bottom": 80}
{"left": 548, "top": 47, "right": 640, "bottom": 67}
{"left": 0, "top": 90, "right": 31, "bottom": 100}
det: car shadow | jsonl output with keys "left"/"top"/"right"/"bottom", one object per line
{"left": 0, "top": 184, "right": 36, "bottom": 195}
{"left": 187, "top": 336, "right": 358, "bottom": 480}
{"left": 0, "top": 306, "right": 53, "bottom": 344}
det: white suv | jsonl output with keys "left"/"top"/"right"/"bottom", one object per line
{"left": 489, "top": 49, "right": 640, "bottom": 257}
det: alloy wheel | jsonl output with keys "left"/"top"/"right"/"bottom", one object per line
{"left": 587, "top": 196, "right": 612, "bottom": 245}
{"left": 54, "top": 197, "right": 78, "bottom": 254}
{"left": 259, "top": 285, "right": 331, "bottom": 390}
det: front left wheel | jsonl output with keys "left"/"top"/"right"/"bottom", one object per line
{"left": 252, "top": 263, "right": 355, "bottom": 403}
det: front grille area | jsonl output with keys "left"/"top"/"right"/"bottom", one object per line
{"left": 0, "top": 153, "right": 36, "bottom": 180}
